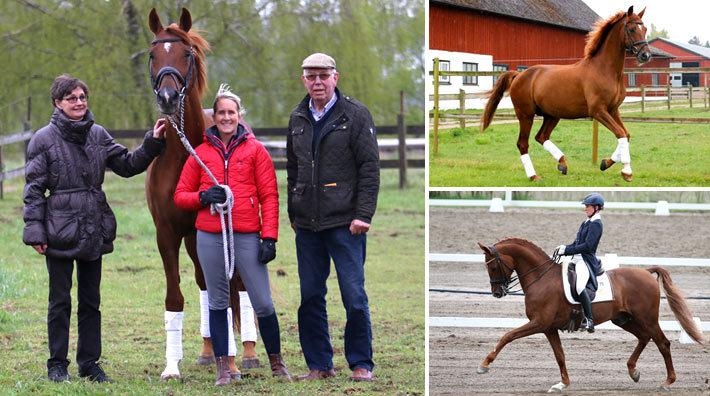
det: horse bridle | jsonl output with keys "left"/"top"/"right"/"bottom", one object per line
{"left": 485, "top": 244, "right": 556, "bottom": 296}
{"left": 149, "top": 37, "right": 195, "bottom": 98}
{"left": 624, "top": 20, "right": 649, "bottom": 56}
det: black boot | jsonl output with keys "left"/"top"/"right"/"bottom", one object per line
{"left": 578, "top": 289, "right": 594, "bottom": 333}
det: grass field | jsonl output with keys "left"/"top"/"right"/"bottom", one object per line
{"left": 430, "top": 107, "right": 710, "bottom": 187}
{"left": 0, "top": 168, "right": 424, "bottom": 395}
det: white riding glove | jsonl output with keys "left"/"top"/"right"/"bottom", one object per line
{"left": 553, "top": 245, "right": 566, "bottom": 260}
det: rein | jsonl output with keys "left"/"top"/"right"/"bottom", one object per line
{"left": 163, "top": 77, "right": 236, "bottom": 281}
{"left": 486, "top": 245, "right": 556, "bottom": 295}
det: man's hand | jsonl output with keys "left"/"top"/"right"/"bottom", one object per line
{"left": 349, "top": 219, "right": 371, "bottom": 235}
{"left": 32, "top": 244, "right": 47, "bottom": 255}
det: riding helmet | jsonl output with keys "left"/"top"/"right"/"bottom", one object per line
{"left": 582, "top": 193, "right": 604, "bottom": 208}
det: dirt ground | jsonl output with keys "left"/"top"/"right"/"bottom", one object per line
{"left": 429, "top": 207, "right": 710, "bottom": 395}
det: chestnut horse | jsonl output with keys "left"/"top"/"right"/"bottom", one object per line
{"left": 145, "top": 8, "right": 257, "bottom": 379}
{"left": 481, "top": 6, "right": 651, "bottom": 182}
{"left": 476, "top": 238, "right": 704, "bottom": 393}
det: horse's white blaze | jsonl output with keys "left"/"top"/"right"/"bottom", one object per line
{"left": 520, "top": 153, "right": 537, "bottom": 178}
{"left": 543, "top": 140, "right": 564, "bottom": 161}
{"left": 163, "top": 42, "right": 172, "bottom": 53}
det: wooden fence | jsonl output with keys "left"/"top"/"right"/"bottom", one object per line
{"left": 429, "top": 58, "right": 710, "bottom": 155}
{"left": 0, "top": 96, "right": 424, "bottom": 198}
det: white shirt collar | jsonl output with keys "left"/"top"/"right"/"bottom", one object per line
{"left": 586, "top": 212, "right": 602, "bottom": 222}
{"left": 309, "top": 94, "right": 338, "bottom": 122}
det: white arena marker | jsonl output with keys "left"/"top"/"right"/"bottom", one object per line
{"left": 655, "top": 200, "right": 670, "bottom": 216}
{"left": 489, "top": 197, "right": 505, "bottom": 213}
{"left": 678, "top": 317, "right": 702, "bottom": 344}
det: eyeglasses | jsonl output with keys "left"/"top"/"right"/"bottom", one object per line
{"left": 304, "top": 73, "right": 333, "bottom": 82}
{"left": 63, "top": 95, "right": 87, "bottom": 103}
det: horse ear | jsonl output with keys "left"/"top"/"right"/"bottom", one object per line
{"left": 626, "top": 6, "right": 634, "bottom": 16}
{"left": 149, "top": 8, "right": 163, "bottom": 34}
{"left": 477, "top": 242, "right": 491, "bottom": 255}
{"left": 637, "top": 7, "right": 646, "bottom": 18}
{"left": 179, "top": 7, "right": 192, "bottom": 32}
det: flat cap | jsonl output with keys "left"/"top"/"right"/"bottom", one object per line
{"left": 302, "top": 52, "right": 336, "bottom": 69}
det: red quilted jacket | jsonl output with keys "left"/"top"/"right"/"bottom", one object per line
{"left": 174, "top": 125, "right": 278, "bottom": 239}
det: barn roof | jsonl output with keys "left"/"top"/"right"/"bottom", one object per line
{"left": 649, "top": 37, "right": 710, "bottom": 60}
{"left": 431, "top": 0, "right": 601, "bottom": 32}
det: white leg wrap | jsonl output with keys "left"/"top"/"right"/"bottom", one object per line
{"left": 520, "top": 154, "right": 537, "bottom": 179}
{"left": 227, "top": 307, "right": 238, "bottom": 356}
{"left": 162, "top": 311, "right": 184, "bottom": 379}
{"left": 542, "top": 140, "right": 564, "bottom": 161}
{"left": 199, "top": 290, "right": 210, "bottom": 337}
{"left": 548, "top": 382, "right": 567, "bottom": 393}
{"left": 611, "top": 137, "right": 630, "bottom": 164}
{"left": 239, "top": 291, "right": 258, "bottom": 342}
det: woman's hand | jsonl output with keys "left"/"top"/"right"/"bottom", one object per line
{"left": 152, "top": 118, "right": 167, "bottom": 139}
{"left": 32, "top": 244, "right": 47, "bottom": 255}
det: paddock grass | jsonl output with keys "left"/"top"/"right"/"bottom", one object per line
{"left": 0, "top": 168, "right": 425, "bottom": 395}
{"left": 429, "top": 107, "right": 710, "bottom": 187}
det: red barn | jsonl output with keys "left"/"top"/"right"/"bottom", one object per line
{"left": 647, "top": 37, "right": 710, "bottom": 87}
{"left": 429, "top": 0, "right": 600, "bottom": 71}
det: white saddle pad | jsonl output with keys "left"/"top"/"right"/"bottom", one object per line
{"left": 560, "top": 256, "right": 614, "bottom": 304}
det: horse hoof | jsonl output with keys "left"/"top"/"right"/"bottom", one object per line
{"left": 160, "top": 373, "right": 181, "bottom": 381}
{"left": 476, "top": 366, "right": 489, "bottom": 374}
{"left": 599, "top": 158, "right": 615, "bottom": 171}
{"left": 230, "top": 371, "right": 242, "bottom": 381}
{"left": 630, "top": 369, "right": 640, "bottom": 382}
{"left": 530, "top": 175, "right": 542, "bottom": 182}
{"left": 621, "top": 172, "right": 633, "bottom": 182}
{"left": 196, "top": 354, "right": 215, "bottom": 365}
{"left": 659, "top": 385, "right": 672, "bottom": 392}
{"left": 241, "top": 357, "right": 261, "bottom": 369}
{"left": 557, "top": 164, "right": 568, "bottom": 175}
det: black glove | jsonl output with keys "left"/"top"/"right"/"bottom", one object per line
{"left": 258, "top": 238, "right": 276, "bottom": 265}
{"left": 199, "top": 185, "right": 227, "bottom": 206}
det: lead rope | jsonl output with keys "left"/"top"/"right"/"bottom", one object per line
{"left": 166, "top": 96, "right": 236, "bottom": 280}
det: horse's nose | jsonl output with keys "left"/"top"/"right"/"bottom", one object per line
{"left": 493, "top": 291, "right": 503, "bottom": 298}
{"left": 156, "top": 87, "right": 180, "bottom": 114}
{"left": 638, "top": 51, "right": 651, "bottom": 64}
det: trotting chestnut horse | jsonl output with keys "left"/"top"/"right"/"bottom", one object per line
{"left": 145, "top": 8, "right": 257, "bottom": 379}
{"left": 481, "top": 7, "right": 651, "bottom": 182}
{"left": 476, "top": 238, "right": 704, "bottom": 393}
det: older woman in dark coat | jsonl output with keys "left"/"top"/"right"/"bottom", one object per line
{"left": 22, "top": 74, "right": 166, "bottom": 383}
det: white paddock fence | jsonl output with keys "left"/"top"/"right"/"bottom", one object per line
{"left": 429, "top": 195, "right": 710, "bottom": 216}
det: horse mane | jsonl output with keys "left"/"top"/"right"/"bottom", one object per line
{"left": 163, "top": 23, "right": 210, "bottom": 99}
{"left": 496, "top": 237, "right": 550, "bottom": 258}
{"left": 583, "top": 10, "right": 627, "bottom": 59}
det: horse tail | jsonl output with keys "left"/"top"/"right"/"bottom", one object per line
{"left": 481, "top": 70, "right": 519, "bottom": 132}
{"left": 648, "top": 266, "right": 705, "bottom": 344}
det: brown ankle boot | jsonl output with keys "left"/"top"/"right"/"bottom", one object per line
{"left": 215, "top": 356, "right": 231, "bottom": 386}
{"left": 268, "top": 354, "right": 292, "bottom": 381}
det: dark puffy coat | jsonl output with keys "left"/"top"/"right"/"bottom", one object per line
{"left": 173, "top": 124, "right": 279, "bottom": 239}
{"left": 286, "top": 89, "right": 380, "bottom": 231}
{"left": 23, "top": 109, "right": 165, "bottom": 260}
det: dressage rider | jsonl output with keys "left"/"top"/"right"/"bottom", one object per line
{"left": 553, "top": 193, "right": 605, "bottom": 333}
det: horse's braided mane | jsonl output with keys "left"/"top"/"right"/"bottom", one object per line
{"left": 163, "top": 23, "right": 210, "bottom": 99}
{"left": 496, "top": 237, "right": 550, "bottom": 258}
{"left": 584, "top": 10, "right": 627, "bottom": 59}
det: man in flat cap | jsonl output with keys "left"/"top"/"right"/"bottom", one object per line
{"left": 286, "top": 52, "right": 379, "bottom": 382}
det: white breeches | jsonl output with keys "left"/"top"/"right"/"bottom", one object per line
{"left": 572, "top": 256, "right": 590, "bottom": 294}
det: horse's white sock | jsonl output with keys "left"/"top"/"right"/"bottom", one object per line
{"left": 164, "top": 311, "right": 184, "bottom": 370}
{"left": 611, "top": 137, "right": 630, "bottom": 163}
{"left": 227, "top": 307, "right": 238, "bottom": 356}
{"left": 542, "top": 140, "right": 564, "bottom": 161}
{"left": 239, "top": 291, "right": 258, "bottom": 343}
{"left": 199, "top": 290, "right": 210, "bottom": 338}
{"left": 520, "top": 154, "right": 537, "bottom": 178}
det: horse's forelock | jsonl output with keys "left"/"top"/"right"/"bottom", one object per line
{"left": 160, "top": 24, "right": 210, "bottom": 99}
{"left": 583, "top": 10, "right": 627, "bottom": 59}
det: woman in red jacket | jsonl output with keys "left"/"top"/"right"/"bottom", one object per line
{"left": 174, "top": 84, "right": 290, "bottom": 385}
